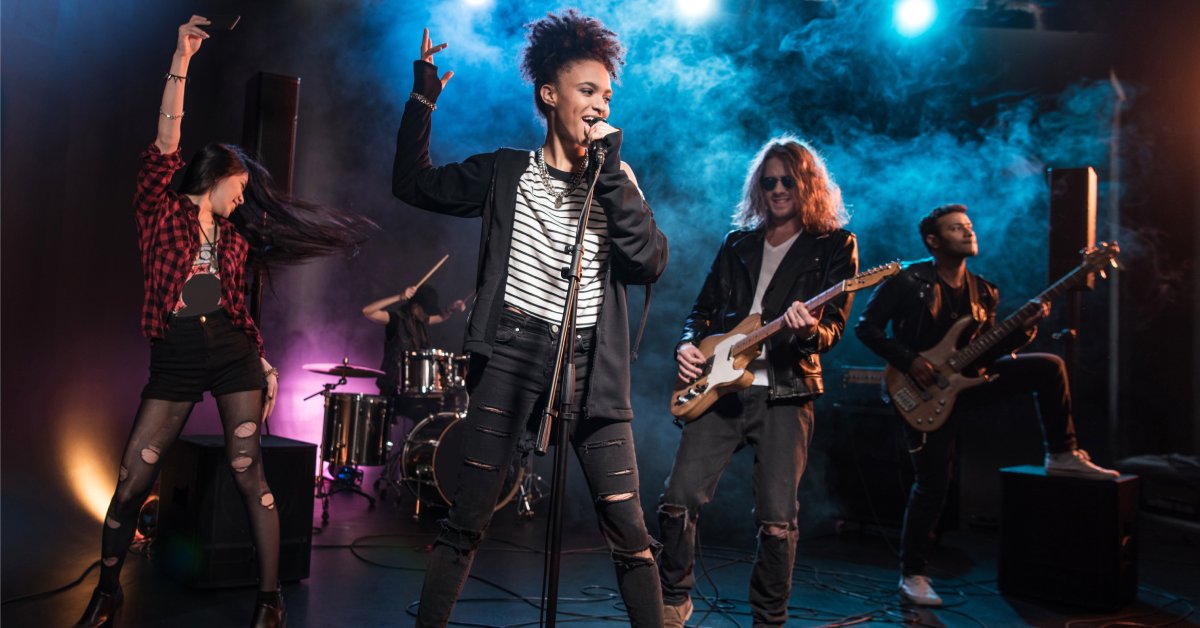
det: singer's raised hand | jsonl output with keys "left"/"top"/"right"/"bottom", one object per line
{"left": 419, "top": 28, "right": 454, "bottom": 89}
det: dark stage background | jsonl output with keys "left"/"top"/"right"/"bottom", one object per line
{"left": 3, "top": 0, "right": 1198, "bottom": 598}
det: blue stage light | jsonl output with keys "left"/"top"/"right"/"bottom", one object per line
{"left": 894, "top": 0, "right": 938, "bottom": 37}
{"left": 676, "top": 0, "right": 718, "bottom": 22}
{"left": 462, "top": 0, "right": 493, "bottom": 8}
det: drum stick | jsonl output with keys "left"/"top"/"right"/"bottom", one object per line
{"left": 414, "top": 254, "right": 449, "bottom": 290}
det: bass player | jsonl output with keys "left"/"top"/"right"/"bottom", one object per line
{"left": 854, "top": 203, "right": 1118, "bottom": 607}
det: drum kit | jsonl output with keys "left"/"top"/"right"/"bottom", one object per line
{"left": 305, "top": 352, "right": 536, "bottom": 524}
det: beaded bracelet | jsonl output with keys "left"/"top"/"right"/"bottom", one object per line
{"left": 264, "top": 367, "right": 280, "bottom": 379}
{"left": 159, "top": 109, "right": 185, "bottom": 119}
{"left": 409, "top": 92, "right": 436, "bottom": 111}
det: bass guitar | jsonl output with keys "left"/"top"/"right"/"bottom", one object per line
{"left": 885, "top": 242, "right": 1119, "bottom": 432}
{"left": 670, "top": 263, "right": 901, "bottom": 422}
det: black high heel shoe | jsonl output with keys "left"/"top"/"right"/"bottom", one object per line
{"left": 249, "top": 588, "right": 286, "bottom": 628}
{"left": 74, "top": 585, "right": 123, "bottom": 627}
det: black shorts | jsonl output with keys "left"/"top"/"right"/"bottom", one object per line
{"left": 141, "top": 310, "right": 266, "bottom": 402}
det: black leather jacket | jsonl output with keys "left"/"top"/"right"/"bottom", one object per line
{"left": 679, "top": 228, "right": 858, "bottom": 401}
{"left": 854, "top": 259, "right": 1034, "bottom": 372}
{"left": 392, "top": 61, "right": 669, "bottom": 420}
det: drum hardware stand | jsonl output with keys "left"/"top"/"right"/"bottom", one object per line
{"left": 516, "top": 457, "right": 546, "bottom": 519}
{"left": 315, "top": 462, "right": 375, "bottom": 525}
{"left": 534, "top": 137, "right": 606, "bottom": 627}
{"left": 304, "top": 376, "right": 347, "bottom": 401}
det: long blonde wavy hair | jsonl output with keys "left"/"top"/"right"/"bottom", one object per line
{"left": 732, "top": 135, "right": 848, "bottom": 234}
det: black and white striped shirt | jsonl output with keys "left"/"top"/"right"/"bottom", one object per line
{"left": 506, "top": 152, "right": 610, "bottom": 328}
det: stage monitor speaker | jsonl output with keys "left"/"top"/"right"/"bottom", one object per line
{"left": 1047, "top": 166, "right": 1097, "bottom": 289}
{"left": 156, "top": 435, "right": 316, "bottom": 588}
{"left": 998, "top": 465, "right": 1138, "bottom": 611}
{"left": 242, "top": 73, "right": 300, "bottom": 195}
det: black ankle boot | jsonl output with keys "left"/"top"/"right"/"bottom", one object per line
{"left": 249, "top": 588, "right": 286, "bottom": 628}
{"left": 74, "top": 585, "right": 123, "bottom": 627}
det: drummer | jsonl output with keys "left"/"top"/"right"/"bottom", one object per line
{"left": 362, "top": 284, "right": 466, "bottom": 425}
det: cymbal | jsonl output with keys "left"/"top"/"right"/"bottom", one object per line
{"left": 302, "top": 362, "right": 385, "bottom": 378}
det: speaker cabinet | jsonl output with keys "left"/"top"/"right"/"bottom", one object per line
{"left": 1047, "top": 166, "right": 1097, "bottom": 289}
{"left": 157, "top": 435, "right": 316, "bottom": 588}
{"left": 242, "top": 73, "right": 300, "bottom": 194}
{"left": 999, "top": 465, "right": 1138, "bottom": 610}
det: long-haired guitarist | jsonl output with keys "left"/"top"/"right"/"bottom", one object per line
{"left": 659, "top": 135, "right": 857, "bottom": 626}
{"left": 854, "top": 203, "right": 1118, "bottom": 608}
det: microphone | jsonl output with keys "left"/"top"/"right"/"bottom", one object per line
{"left": 586, "top": 117, "right": 609, "bottom": 165}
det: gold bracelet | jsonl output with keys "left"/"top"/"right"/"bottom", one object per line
{"left": 409, "top": 92, "right": 436, "bottom": 111}
{"left": 159, "top": 109, "right": 185, "bottom": 120}
{"left": 264, "top": 367, "right": 280, "bottom": 379}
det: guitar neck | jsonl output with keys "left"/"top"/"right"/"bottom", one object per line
{"left": 730, "top": 282, "right": 845, "bottom": 355}
{"left": 948, "top": 263, "right": 1096, "bottom": 370}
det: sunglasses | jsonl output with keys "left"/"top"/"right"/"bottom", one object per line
{"left": 758, "top": 175, "right": 796, "bottom": 190}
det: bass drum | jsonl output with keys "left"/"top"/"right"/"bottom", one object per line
{"left": 400, "top": 412, "right": 524, "bottom": 511}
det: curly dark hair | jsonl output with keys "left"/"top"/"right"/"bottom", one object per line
{"left": 520, "top": 9, "right": 625, "bottom": 118}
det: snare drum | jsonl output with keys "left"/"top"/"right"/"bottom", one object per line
{"left": 320, "top": 393, "right": 390, "bottom": 467}
{"left": 400, "top": 412, "right": 524, "bottom": 510}
{"left": 402, "top": 349, "right": 453, "bottom": 397}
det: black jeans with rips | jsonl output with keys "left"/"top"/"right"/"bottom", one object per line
{"left": 416, "top": 308, "right": 663, "bottom": 627}
{"left": 899, "top": 352, "right": 1079, "bottom": 576}
{"left": 657, "top": 386, "right": 815, "bottom": 627}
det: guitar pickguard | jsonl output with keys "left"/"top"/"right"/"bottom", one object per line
{"left": 705, "top": 334, "right": 748, "bottom": 386}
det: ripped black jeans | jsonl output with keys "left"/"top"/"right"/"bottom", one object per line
{"left": 658, "top": 387, "right": 814, "bottom": 627}
{"left": 416, "top": 308, "right": 664, "bottom": 627}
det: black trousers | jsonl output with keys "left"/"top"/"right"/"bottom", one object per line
{"left": 415, "top": 308, "right": 663, "bottom": 626}
{"left": 658, "top": 387, "right": 815, "bottom": 626}
{"left": 900, "top": 352, "right": 1078, "bottom": 575}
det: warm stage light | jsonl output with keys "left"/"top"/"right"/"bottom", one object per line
{"left": 61, "top": 424, "right": 116, "bottom": 523}
{"left": 676, "top": 0, "right": 718, "bottom": 21}
{"left": 894, "top": 0, "right": 938, "bottom": 37}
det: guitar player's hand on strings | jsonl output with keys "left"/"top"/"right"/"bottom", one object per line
{"left": 1024, "top": 299, "right": 1051, "bottom": 329}
{"left": 676, "top": 344, "right": 706, "bottom": 382}
{"left": 782, "top": 300, "right": 818, "bottom": 336}
{"left": 908, "top": 356, "right": 938, "bottom": 389}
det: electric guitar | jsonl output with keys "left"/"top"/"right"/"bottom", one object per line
{"left": 885, "top": 242, "right": 1120, "bottom": 432}
{"left": 670, "top": 263, "right": 901, "bottom": 422}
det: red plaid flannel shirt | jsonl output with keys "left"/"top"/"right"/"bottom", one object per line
{"left": 135, "top": 144, "right": 265, "bottom": 357}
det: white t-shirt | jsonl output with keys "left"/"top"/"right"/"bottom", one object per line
{"left": 749, "top": 232, "right": 800, "bottom": 386}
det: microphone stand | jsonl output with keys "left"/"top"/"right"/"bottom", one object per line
{"left": 535, "top": 142, "right": 606, "bottom": 628}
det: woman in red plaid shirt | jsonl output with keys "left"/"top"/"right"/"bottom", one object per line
{"left": 75, "top": 16, "right": 371, "bottom": 628}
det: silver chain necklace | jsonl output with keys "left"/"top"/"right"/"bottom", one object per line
{"left": 535, "top": 147, "right": 588, "bottom": 208}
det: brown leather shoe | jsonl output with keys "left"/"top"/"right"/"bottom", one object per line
{"left": 74, "top": 586, "right": 123, "bottom": 628}
{"left": 249, "top": 589, "right": 286, "bottom": 628}
{"left": 663, "top": 597, "right": 692, "bottom": 628}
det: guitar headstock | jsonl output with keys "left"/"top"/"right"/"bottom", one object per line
{"left": 1080, "top": 241, "right": 1120, "bottom": 276}
{"left": 843, "top": 261, "right": 902, "bottom": 292}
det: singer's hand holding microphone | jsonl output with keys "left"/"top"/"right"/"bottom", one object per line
{"left": 584, "top": 117, "right": 619, "bottom": 167}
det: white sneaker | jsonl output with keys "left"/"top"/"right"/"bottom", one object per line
{"left": 899, "top": 575, "right": 944, "bottom": 606}
{"left": 1045, "top": 449, "right": 1120, "bottom": 480}
{"left": 663, "top": 596, "right": 693, "bottom": 628}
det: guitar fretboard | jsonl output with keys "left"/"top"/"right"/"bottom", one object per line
{"left": 730, "top": 282, "right": 845, "bottom": 355}
{"left": 947, "top": 258, "right": 1108, "bottom": 371}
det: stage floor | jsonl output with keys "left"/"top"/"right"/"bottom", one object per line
{"left": 5, "top": 485, "right": 1198, "bottom": 627}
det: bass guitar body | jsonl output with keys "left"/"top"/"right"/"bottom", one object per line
{"left": 883, "top": 316, "right": 989, "bottom": 432}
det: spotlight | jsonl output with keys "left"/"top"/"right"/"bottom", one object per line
{"left": 894, "top": 0, "right": 938, "bottom": 37}
{"left": 676, "top": 0, "right": 718, "bottom": 21}
{"left": 462, "top": 0, "right": 493, "bottom": 8}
